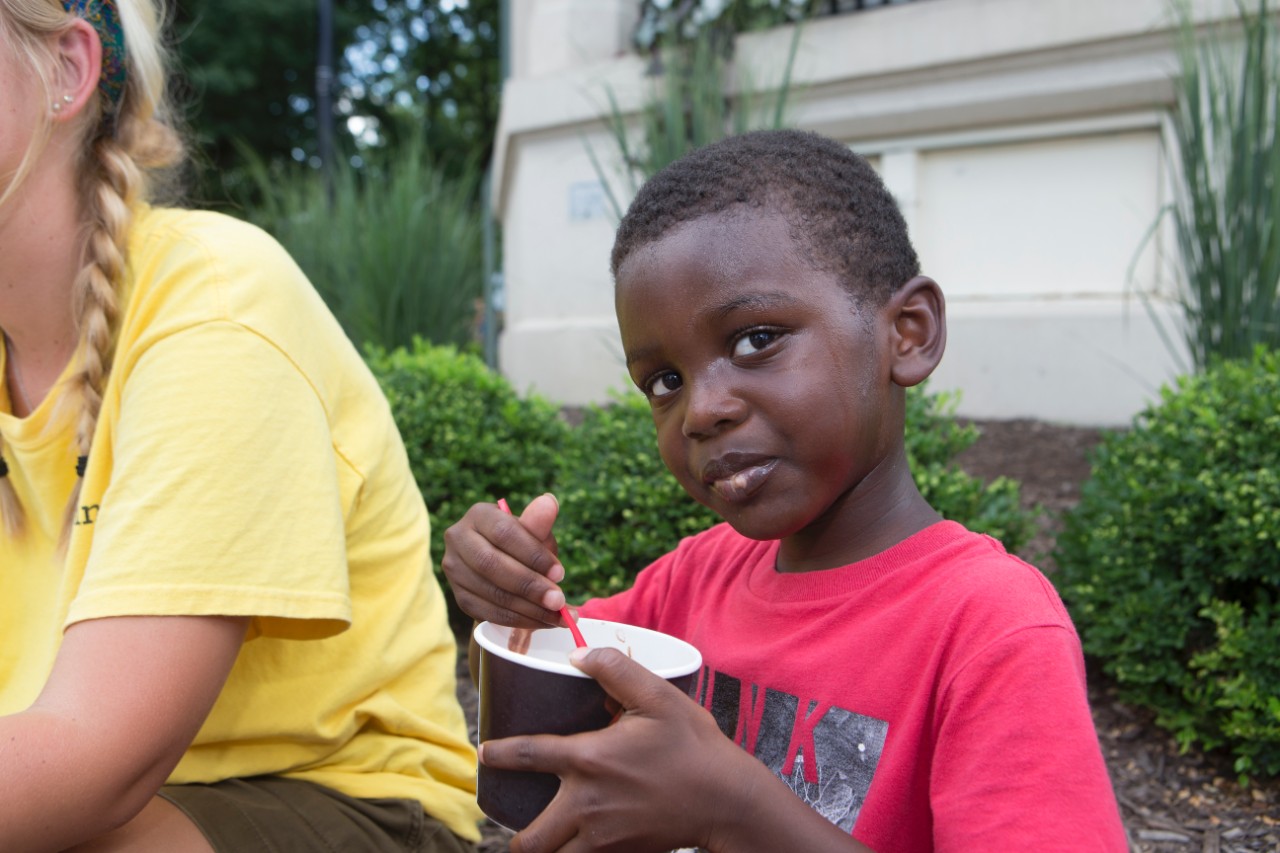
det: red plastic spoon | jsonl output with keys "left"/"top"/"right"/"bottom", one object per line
{"left": 497, "top": 498, "right": 588, "bottom": 648}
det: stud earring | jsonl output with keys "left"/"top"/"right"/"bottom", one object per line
{"left": 52, "top": 101, "right": 63, "bottom": 113}
{"left": 62, "top": 94, "right": 74, "bottom": 104}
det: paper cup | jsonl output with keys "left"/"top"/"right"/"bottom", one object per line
{"left": 474, "top": 618, "right": 702, "bottom": 830}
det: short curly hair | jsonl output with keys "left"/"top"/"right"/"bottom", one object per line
{"left": 611, "top": 129, "right": 920, "bottom": 306}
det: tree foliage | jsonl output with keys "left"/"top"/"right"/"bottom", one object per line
{"left": 169, "top": 0, "right": 500, "bottom": 201}
{"left": 170, "top": 0, "right": 362, "bottom": 199}
{"left": 342, "top": 0, "right": 501, "bottom": 176}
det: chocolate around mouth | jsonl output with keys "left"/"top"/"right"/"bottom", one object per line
{"left": 708, "top": 459, "right": 777, "bottom": 502}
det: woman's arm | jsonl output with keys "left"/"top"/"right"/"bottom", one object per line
{"left": 0, "top": 614, "right": 248, "bottom": 852}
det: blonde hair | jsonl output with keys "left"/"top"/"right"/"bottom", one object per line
{"left": 0, "top": 0, "right": 185, "bottom": 541}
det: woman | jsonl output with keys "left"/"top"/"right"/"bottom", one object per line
{"left": 0, "top": 1, "right": 482, "bottom": 850}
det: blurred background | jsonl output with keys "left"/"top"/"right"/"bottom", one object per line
{"left": 175, "top": 0, "right": 1269, "bottom": 429}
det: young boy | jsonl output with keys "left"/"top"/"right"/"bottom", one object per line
{"left": 441, "top": 129, "right": 1127, "bottom": 852}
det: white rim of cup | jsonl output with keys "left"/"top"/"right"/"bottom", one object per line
{"left": 473, "top": 618, "right": 702, "bottom": 680}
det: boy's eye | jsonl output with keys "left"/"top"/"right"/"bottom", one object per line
{"left": 646, "top": 371, "right": 682, "bottom": 398}
{"left": 732, "top": 329, "right": 780, "bottom": 357}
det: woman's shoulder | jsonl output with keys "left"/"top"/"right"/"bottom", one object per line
{"left": 132, "top": 206, "right": 294, "bottom": 270}
{"left": 126, "top": 205, "right": 320, "bottom": 317}
{"left": 119, "top": 205, "right": 348, "bottom": 369}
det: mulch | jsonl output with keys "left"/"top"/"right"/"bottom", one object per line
{"left": 452, "top": 418, "right": 1280, "bottom": 852}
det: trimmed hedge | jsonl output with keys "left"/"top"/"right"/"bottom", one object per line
{"left": 1054, "top": 347, "right": 1280, "bottom": 778}
{"left": 554, "top": 394, "right": 720, "bottom": 601}
{"left": 365, "top": 341, "right": 568, "bottom": 572}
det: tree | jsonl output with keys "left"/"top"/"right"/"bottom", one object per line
{"left": 170, "top": 0, "right": 500, "bottom": 201}
{"left": 341, "top": 0, "right": 501, "bottom": 177}
{"left": 170, "top": 0, "right": 362, "bottom": 200}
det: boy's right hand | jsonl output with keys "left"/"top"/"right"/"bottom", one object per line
{"left": 441, "top": 493, "right": 568, "bottom": 629}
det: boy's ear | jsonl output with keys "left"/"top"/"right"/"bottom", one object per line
{"left": 887, "top": 276, "right": 946, "bottom": 388}
{"left": 51, "top": 18, "right": 102, "bottom": 125}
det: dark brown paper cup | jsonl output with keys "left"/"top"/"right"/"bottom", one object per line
{"left": 474, "top": 618, "right": 702, "bottom": 831}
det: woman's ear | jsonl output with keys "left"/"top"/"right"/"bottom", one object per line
{"left": 50, "top": 18, "right": 102, "bottom": 125}
{"left": 887, "top": 275, "right": 947, "bottom": 388}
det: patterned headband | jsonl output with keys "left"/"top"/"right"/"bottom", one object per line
{"left": 63, "top": 0, "right": 127, "bottom": 120}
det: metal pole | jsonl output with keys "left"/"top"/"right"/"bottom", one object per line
{"left": 481, "top": 0, "right": 512, "bottom": 369}
{"left": 481, "top": 168, "right": 499, "bottom": 368}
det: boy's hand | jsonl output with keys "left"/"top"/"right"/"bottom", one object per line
{"left": 441, "top": 493, "right": 568, "bottom": 628}
{"left": 479, "top": 647, "right": 757, "bottom": 853}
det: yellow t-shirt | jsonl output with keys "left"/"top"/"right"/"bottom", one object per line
{"left": 0, "top": 206, "right": 482, "bottom": 841}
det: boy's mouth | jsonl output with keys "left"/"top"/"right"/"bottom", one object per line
{"left": 702, "top": 455, "right": 777, "bottom": 502}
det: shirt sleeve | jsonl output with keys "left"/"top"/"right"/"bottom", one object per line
{"left": 930, "top": 625, "right": 1129, "bottom": 851}
{"left": 69, "top": 320, "right": 351, "bottom": 639}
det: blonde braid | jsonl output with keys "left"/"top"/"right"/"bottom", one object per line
{"left": 60, "top": 135, "right": 139, "bottom": 543}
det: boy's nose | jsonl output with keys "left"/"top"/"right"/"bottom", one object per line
{"left": 680, "top": 372, "right": 747, "bottom": 439}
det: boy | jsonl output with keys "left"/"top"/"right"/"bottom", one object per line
{"left": 441, "top": 129, "right": 1127, "bottom": 851}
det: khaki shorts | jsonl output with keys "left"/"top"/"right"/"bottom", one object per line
{"left": 159, "top": 776, "right": 477, "bottom": 853}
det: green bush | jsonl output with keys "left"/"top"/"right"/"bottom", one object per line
{"left": 1054, "top": 347, "right": 1280, "bottom": 778}
{"left": 554, "top": 394, "right": 720, "bottom": 601}
{"left": 906, "top": 385, "right": 1037, "bottom": 554}
{"left": 365, "top": 340, "right": 568, "bottom": 577}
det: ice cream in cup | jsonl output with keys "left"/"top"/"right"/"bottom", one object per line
{"left": 473, "top": 618, "right": 703, "bottom": 830}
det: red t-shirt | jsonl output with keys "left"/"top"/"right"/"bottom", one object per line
{"left": 580, "top": 520, "right": 1127, "bottom": 852}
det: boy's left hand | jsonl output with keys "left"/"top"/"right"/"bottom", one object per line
{"left": 479, "top": 647, "right": 755, "bottom": 853}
